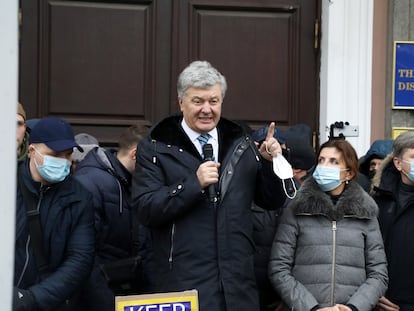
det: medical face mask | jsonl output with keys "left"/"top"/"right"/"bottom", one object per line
{"left": 34, "top": 148, "right": 71, "bottom": 183}
{"left": 312, "top": 165, "right": 345, "bottom": 192}
{"left": 402, "top": 159, "right": 414, "bottom": 182}
{"left": 273, "top": 154, "right": 297, "bottom": 199}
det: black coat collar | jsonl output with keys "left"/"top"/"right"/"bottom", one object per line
{"left": 149, "top": 113, "right": 245, "bottom": 160}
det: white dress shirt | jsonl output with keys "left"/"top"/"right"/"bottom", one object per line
{"left": 181, "top": 119, "right": 219, "bottom": 161}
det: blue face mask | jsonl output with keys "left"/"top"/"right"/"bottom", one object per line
{"left": 402, "top": 160, "right": 414, "bottom": 182}
{"left": 34, "top": 148, "right": 71, "bottom": 183}
{"left": 312, "top": 165, "right": 344, "bottom": 192}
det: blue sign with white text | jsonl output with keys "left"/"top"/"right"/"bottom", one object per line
{"left": 393, "top": 41, "right": 414, "bottom": 109}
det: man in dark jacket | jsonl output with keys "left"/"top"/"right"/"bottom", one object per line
{"left": 372, "top": 131, "right": 414, "bottom": 311}
{"left": 356, "top": 139, "right": 393, "bottom": 193}
{"left": 17, "top": 102, "right": 29, "bottom": 162}
{"left": 131, "top": 60, "right": 286, "bottom": 310}
{"left": 360, "top": 139, "right": 393, "bottom": 180}
{"left": 74, "top": 125, "right": 153, "bottom": 311}
{"left": 14, "top": 117, "right": 95, "bottom": 311}
{"left": 251, "top": 128, "right": 316, "bottom": 311}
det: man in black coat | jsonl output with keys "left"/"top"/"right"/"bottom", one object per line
{"left": 131, "top": 60, "right": 286, "bottom": 310}
{"left": 251, "top": 128, "right": 316, "bottom": 311}
{"left": 17, "top": 102, "right": 29, "bottom": 162}
{"left": 74, "top": 125, "right": 153, "bottom": 311}
{"left": 372, "top": 131, "right": 414, "bottom": 311}
{"left": 14, "top": 117, "right": 95, "bottom": 311}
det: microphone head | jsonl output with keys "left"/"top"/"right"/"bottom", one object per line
{"left": 202, "top": 143, "right": 214, "bottom": 161}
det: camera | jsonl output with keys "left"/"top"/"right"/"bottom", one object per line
{"left": 329, "top": 121, "right": 359, "bottom": 139}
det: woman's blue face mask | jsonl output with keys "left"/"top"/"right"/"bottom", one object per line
{"left": 33, "top": 147, "right": 71, "bottom": 183}
{"left": 312, "top": 165, "right": 347, "bottom": 192}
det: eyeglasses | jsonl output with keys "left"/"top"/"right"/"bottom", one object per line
{"left": 17, "top": 121, "right": 25, "bottom": 127}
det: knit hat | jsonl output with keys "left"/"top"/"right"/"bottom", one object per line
{"left": 17, "top": 103, "right": 26, "bottom": 121}
{"left": 286, "top": 136, "right": 315, "bottom": 170}
{"left": 72, "top": 133, "right": 99, "bottom": 163}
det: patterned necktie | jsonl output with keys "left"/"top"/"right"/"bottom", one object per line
{"left": 197, "top": 133, "right": 212, "bottom": 159}
{"left": 197, "top": 133, "right": 210, "bottom": 147}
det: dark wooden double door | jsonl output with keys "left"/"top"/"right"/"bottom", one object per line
{"left": 20, "top": 0, "right": 320, "bottom": 145}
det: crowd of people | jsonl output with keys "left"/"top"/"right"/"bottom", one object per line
{"left": 13, "top": 61, "right": 414, "bottom": 311}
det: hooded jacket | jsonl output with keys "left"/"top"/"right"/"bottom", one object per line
{"left": 359, "top": 140, "right": 393, "bottom": 177}
{"left": 14, "top": 159, "right": 95, "bottom": 310}
{"left": 74, "top": 147, "right": 154, "bottom": 310}
{"left": 372, "top": 155, "right": 414, "bottom": 308}
{"left": 269, "top": 178, "right": 388, "bottom": 311}
{"left": 131, "top": 114, "right": 285, "bottom": 311}
{"left": 75, "top": 147, "right": 138, "bottom": 260}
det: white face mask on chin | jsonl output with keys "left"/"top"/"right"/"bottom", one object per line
{"left": 272, "top": 153, "right": 297, "bottom": 199}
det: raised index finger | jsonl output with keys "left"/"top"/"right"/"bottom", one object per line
{"left": 265, "top": 122, "right": 276, "bottom": 141}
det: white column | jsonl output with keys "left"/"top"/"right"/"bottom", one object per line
{"left": 320, "top": 0, "right": 374, "bottom": 157}
{"left": 0, "top": 0, "right": 19, "bottom": 309}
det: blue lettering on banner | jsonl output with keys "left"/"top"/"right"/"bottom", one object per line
{"left": 124, "top": 301, "right": 191, "bottom": 311}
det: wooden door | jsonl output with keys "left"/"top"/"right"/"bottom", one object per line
{"left": 19, "top": 0, "right": 320, "bottom": 145}
{"left": 172, "top": 0, "right": 320, "bottom": 134}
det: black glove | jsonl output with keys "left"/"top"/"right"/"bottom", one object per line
{"left": 13, "top": 287, "right": 36, "bottom": 311}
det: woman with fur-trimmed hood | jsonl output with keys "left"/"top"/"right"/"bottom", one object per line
{"left": 269, "top": 139, "right": 388, "bottom": 311}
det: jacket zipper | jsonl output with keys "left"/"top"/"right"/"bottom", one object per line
{"left": 168, "top": 223, "right": 176, "bottom": 269}
{"left": 17, "top": 189, "right": 43, "bottom": 286}
{"left": 16, "top": 235, "right": 31, "bottom": 287}
{"left": 330, "top": 220, "right": 337, "bottom": 306}
{"left": 219, "top": 138, "right": 252, "bottom": 200}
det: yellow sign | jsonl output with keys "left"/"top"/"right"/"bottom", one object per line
{"left": 392, "top": 127, "right": 414, "bottom": 139}
{"left": 115, "top": 290, "right": 199, "bottom": 311}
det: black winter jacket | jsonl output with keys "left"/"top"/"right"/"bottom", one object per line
{"left": 251, "top": 203, "right": 282, "bottom": 310}
{"left": 131, "top": 114, "right": 286, "bottom": 311}
{"left": 14, "top": 159, "right": 95, "bottom": 310}
{"left": 75, "top": 147, "right": 140, "bottom": 260}
{"left": 372, "top": 155, "right": 414, "bottom": 308}
{"left": 74, "top": 148, "right": 154, "bottom": 291}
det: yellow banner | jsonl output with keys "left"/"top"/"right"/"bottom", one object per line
{"left": 115, "top": 290, "right": 199, "bottom": 311}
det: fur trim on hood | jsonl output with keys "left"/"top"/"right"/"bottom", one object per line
{"left": 290, "top": 178, "right": 378, "bottom": 220}
{"left": 370, "top": 153, "right": 402, "bottom": 196}
{"left": 371, "top": 154, "right": 393, "bottom": 190}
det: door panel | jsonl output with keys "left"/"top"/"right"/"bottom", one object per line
{"left": 172, "top": 0, "right": 319, "bottom": 132}
{"left": 19, "top": 0, "right": 319, "bottom": 145}
{"left": 48, "top": 2, "right": 148, "bottom": 117}
{"left": 196, "top": 9, "right": 293, "bottom": 122}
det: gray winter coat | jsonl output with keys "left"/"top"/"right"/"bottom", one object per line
{"left": 269, "top": 179, "right": 388, "bottom": 311}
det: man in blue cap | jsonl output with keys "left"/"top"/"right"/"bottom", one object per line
{"left": 14, "top": 117, "right": 95, "bottom": 311}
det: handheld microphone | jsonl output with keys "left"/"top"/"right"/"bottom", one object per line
{"left": 202, "top": 143, "right": 217, "bottom": 203}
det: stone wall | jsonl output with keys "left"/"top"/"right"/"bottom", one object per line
{"left": 388, "top": 0, "right": 414, "bottom": 137}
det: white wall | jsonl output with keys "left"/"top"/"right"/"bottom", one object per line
{"left": 0, "top": 0, "right": 18, "bottom": 309}
{"left": 320, "top": 0, "right": 374, "bottom": 157}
